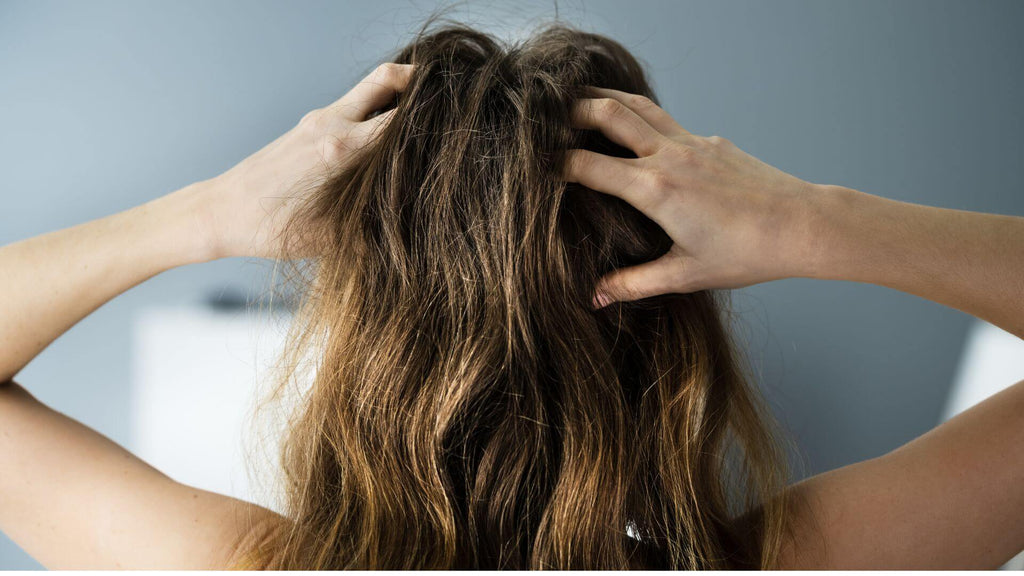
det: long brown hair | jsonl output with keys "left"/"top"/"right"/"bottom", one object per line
{"left": 247, "top": 20, "right": 791, "bottom": 570}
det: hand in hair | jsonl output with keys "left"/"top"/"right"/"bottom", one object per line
{"left": 563, "top": 87, "right": 821, "bottom": 305}
{"left": 567, "top": 88, "right": 1024, "bottom": 343}
{"left": 199, "top": 62, "right": 414, "bottom": 259}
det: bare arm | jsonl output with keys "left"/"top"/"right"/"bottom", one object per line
{"left": 0, "top": 188, "right": 209, "bottom": 385}
{"left": 564, "top": 87, "right": 1024, "bottom": 568}
{"left": 567, "top": 91, "right": 1024, "bottom": 338}
{"left": 777, "top": 188, "right": 1024, "bottom": 567}
{"left": 805, "top": 185, "right": 1024, "bottom": 339}
{"left": 781, "top": 378, "right": 1024, "bottom": 569}
{"left": 0, "top": 379, "right": 271, "bottom": 569}
{"left": 0, "top": 184, "right": 280, "bottom": 569}
{"left": 0, "top": 63, "right": 412, "bottom": 568}
{"left": 0, "top": 186, "right": 273, "bottom": 568}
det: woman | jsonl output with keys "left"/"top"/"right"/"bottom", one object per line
{"left": 0, "top": 23, "right": 1021, "bottom": 569}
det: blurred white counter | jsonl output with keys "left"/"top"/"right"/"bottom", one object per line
{"left": 944, "top": 320, "right": 1024, "bottom": 419}
{"left": 130, "top": 306, "right": 295, "bottom": 513}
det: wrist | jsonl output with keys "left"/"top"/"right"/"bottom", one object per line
{"left": 152, "top": 180, "right": 224, "bottom": 265}
{"left": 794, "top": 183, "right": 887, "bottom": 282}
{"left": 774, "top": 181, "right": 837, "bottom": 280}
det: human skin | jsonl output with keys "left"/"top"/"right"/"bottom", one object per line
{"left": 569, "top": 88, "right": 1024, "bottom": 343}
{"left": 1, "top": 69, "right": 1021, "bottom": 567}
{"left": 565, "top": 88, "right": 1024, "bottom": 568}
{"left": 0, "top": 62, "right": 413, "bottom": 568}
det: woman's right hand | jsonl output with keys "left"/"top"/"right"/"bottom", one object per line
{"left": 564, "top": 88, "right": 825, "bottom": 307}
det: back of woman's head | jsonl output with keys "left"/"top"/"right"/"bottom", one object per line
{"left": 257, "top": 21, "right": 789, "bottom": 570}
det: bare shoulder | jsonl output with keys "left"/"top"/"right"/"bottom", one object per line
{"left": 0, "top": 379, "right": 282, "bottom": 569}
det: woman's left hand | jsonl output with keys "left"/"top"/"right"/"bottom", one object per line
{"left": 198, "top": 62, "right": 413, "bottom": 259}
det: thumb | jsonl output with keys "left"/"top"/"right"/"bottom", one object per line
{"left": 592, "top": 253, "right": 684, "bottom": 309}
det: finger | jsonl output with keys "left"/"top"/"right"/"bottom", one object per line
{"left": 584, "top": 86, "right": 691, "bottom": 137}
{"left": 592, "top": 254, "right": 689, "bottom": 308}
{"left": 562, "top": 149, "right": 648, "bottom": 205}
{"left": 349, "top": 108, "right": 397, "bottom": 146}
{"left": 571, "top": 97, "right": 666, "bottom": 157}
{"left": 328, "top": 63, "right": 415, "bottom": 121}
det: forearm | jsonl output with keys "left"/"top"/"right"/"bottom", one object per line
{"left": 0, "top": 183, "right": 214, "bottom": 383}
{"left": 803, "top": 185, "right": 1024, "bottom": 338}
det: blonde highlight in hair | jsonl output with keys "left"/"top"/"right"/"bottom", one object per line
{"left": 247, "top": 21, "right": 792, "bottom": 570}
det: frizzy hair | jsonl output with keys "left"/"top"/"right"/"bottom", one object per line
{"left": 245, "top": 21, "right": 792, "bottom": 570}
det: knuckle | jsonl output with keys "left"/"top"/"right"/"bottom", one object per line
{"left": 566, "top": 150, "right": 583, "bottom": 172}
{"left": 375, "top": 62, "right": 402, "bottom": 83}
{"left": 596, "top": 97, "right": 626, "bottom": 119}
{"left": 643, "top": 164, "right": 675, "bottom": 194}
{"left": 707, "top": 134, "right": 731, "bottom": 148}
{"left": 299, "top": 108, "right": 326, "bottom": 131}
{"left": 628, "top": 94, "right": 655, "bottom": 110}
{"left": 319, "top": 134, "right": 350, "bottom": 164}
{"left": 564, "top": 150, "right": 591, "bottom": 180}
{"left": 673, "top": 143, "right": 699, "bottom": 165}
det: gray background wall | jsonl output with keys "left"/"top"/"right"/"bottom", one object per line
{"left": 2, "top": 0, "right": 1022, "bottom": 568}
